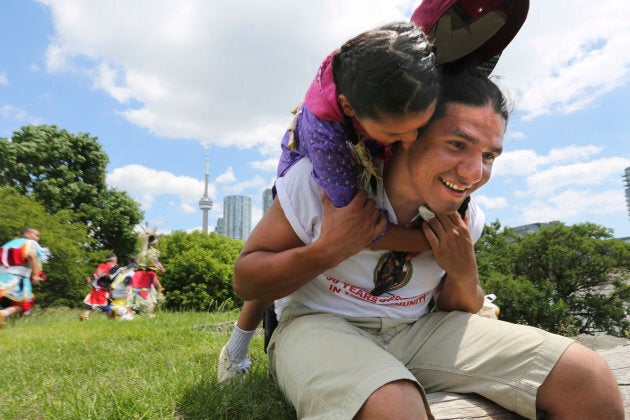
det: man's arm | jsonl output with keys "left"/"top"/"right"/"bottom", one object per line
{"left": 233, "top": 191, "right": 385, "bottom": 301}
{"left": 25, "top": 247, "right": 42, "bottom": 285}
{"left": 422, "top": 212, "right": 484, "bottom": 313}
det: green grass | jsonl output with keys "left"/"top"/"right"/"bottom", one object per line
{"left": 0, "top": 308, "right": 295, "bottom": 419}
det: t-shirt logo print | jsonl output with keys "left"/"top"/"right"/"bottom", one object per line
{"left": 371, "top": 251, "right": 413, "bottom": 296}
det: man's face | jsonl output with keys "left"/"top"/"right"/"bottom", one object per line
{"left": 408, "top": 102, "right": 505, "bottom": 215}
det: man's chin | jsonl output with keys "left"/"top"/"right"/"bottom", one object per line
{"left": 429, "top": 203, "right": 464, "bottom": 216}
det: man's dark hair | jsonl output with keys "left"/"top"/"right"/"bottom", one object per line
{"left": 431, "top": 68, "right": 510, "bottom": 124}
{"left": 21, "top": 227, "right": 36, "bottom": 236}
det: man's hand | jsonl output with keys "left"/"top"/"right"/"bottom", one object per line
{"left": 31, "top": 273, "right": 43, "bottom": 285}
{"left": 316, "top": 191, "right": 386, "bottom": 265}
{"left": 422, "top": 211, "right": 483, "bottom": 312}
{"left": 422, "top": 212, "right": 477, "bottom": 278}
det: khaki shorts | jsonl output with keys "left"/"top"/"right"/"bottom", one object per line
{"left": 268, "top": 307, "right": 573, "bottom": 419}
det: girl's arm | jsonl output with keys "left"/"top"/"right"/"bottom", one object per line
{"left": 371, "top": 223, "right": 430, "bottom": 253}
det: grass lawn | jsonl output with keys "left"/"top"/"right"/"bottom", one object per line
{"left": 0, "top": 307, "right": 295, "bottom": 419}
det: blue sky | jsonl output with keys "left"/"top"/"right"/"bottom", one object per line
{"left": 1, "top": 0, "right": 629, "bottom": 238}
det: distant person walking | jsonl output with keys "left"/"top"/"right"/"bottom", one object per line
{"left": 0, "top": 228, "right": 50, "bottom": 327}
{"left": 80, "top": 252, "right": 118, "bottom": 321}
{"left": 107, "top": 257, "right": 137, "bottom": 320}
{"left": 129, "top": 235, "right": 165, "bottom": 317}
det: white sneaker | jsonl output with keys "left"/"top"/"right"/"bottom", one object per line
{"left": 217, "top": 344, "right": 252, "bottom": 383}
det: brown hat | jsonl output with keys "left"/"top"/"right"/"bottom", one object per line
{"left": 411, "top": 0, "right": 529, "bottom": 74}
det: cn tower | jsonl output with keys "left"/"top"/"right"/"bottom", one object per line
{"left": 198, "top": 154, "right": 213, "bottom": 233}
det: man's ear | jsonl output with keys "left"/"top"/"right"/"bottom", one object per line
{"left": 338, "top": 95, "right": 356, "bottom": 118}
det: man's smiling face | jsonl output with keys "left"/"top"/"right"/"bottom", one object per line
{"left": 409, "top": 102, "right": 505, "bottom": 215}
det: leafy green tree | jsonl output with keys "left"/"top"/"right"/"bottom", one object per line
{"left": 0, "top": 187, "right": 96, "bottom": 308}
{"left": 84, "top": 188, "right": 143, "bottom": 260}
{"left": 477, "top": 221, "right": 630, "bottom": 336}
{"left": 0, "top": 125, "right": 143, "bottom": 258}
{"left": 156, "top": 231, "right": 243, "bottom": 311}
{"left": 475, "top": 220, "right": 519, "bottom": 275}
{"left": 0, "top": 125, "right": 107, "bottom": 212}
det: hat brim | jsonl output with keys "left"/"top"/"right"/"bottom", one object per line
{"left": 411, "top": 0, "right": 529, "bottom": 73}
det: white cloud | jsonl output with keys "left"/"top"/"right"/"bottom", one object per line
{"left": 249, "top": 158, "right": 278, "bottom": 172}
{"left": 93, "top": 62, "right": 132, "bottom": 103}
{"left": 519, "top": 189, "right": 627, "bottom": 224}
{"left": 505, "top": 129, "right": 525, "bottom": 140}
{"left": 0, "top": 105, "right": 41, "bottom": 126}
{"left": 215, "top": 167, "right": 236, "bottom": 184}
{"left": 494, "top": 145, "right": 603, "bottom": 177}
{"left": 494, "top": 149, "right": 541, "bottom": 176}
{"left": 494, "top": 0, "right": 630, "bottom": 120}
{"left": 0, "top": 73, "right": 8, "bottom": 85}
{"left": 36, "top": 0, "right": 415, "bottom": 149}
{"left": 106, "top": 164, "right": 210, "bottom": 210}
{"left": 474, "top": 195, "right": 508, "bottom": 210}
{"left": 180, "top": 201, "right": 198, "bottom": 215}
{"left": 521, "top": 157, "right": 630, "bottom": 197}
{"left": 44, "top": 43, "right": 70, "bottom": 73}
{"left": 221, "top": 175, "right": 268, "bottom": 195}
{"left": 545, "top": 145, "right": 602, "bottom": 163}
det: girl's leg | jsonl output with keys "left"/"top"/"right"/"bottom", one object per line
{"left": 217, "top": 299, "right": 272, "bottom": 383}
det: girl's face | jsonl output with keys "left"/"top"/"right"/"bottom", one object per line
{"left": 339, "top": 95, "right": 436, "bottom": 149}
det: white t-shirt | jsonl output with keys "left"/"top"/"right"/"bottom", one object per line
{"left": 274, "top": 158, "right": 485, "bottom": 321}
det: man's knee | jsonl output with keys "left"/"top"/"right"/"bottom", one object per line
{"left": 537, "top": 343, "right": 623, "bottom": 418}
{"left": 356, "top": 380, "right": 429, "bottom": 420}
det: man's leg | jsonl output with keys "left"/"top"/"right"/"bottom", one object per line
{"left": 269, "top": 308, "right": 430, "bottom": 419}
{"left": 398, "top": 311, "right": 574, "bottom": 418}
{"left": 536, "top": 342, "right": 623, "bottom": 419}
{"left": 0, "top": 305, "right": 23, "bottom": 326}
{"left": 356, "top": 380, "right": 429, "bottom": 420}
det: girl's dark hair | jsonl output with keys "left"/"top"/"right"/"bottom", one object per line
{"left": 431, "top": 68, "right": 510, "bottom": 124}
{"left": 332, "top": 21, "right": 440, "bottom": 120}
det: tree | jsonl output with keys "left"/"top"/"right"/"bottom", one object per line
{"left": 0, "top": 187, "right": 97, "bottom": 308}
{"left": 0, "top": 125, "right": 107, "bottom": 213}
{"left": 0, "top": 125, "right": 143, "bottom": 258}
{"left": 84, "top": 188, "right": 143, "bottom": 260}
{"left": 477, "top": 221, "right": 630, "bottom": 336}
{"left": 156, "top": 231, "right": 243, "bottom": 311}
